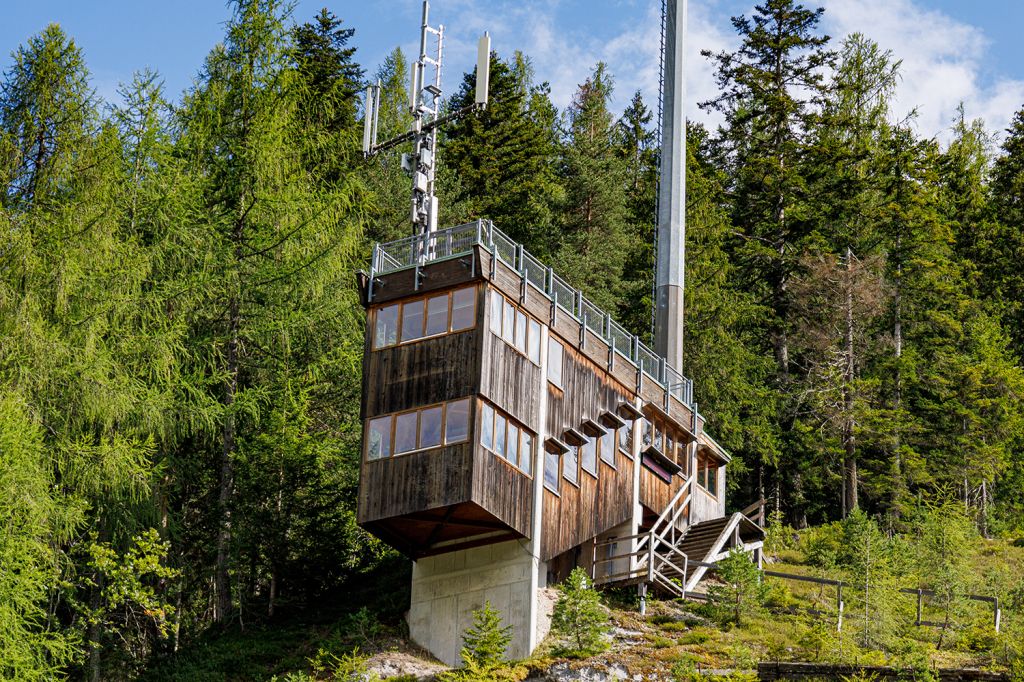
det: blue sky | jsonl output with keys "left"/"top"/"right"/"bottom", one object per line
{"left": 3, "top": 1, "right": 1024, "bottom": 143}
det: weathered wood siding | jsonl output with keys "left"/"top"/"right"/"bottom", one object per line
{"left": 472, "top": 450, "right": 533, "bottom": 537}
{"left": 540, "top": 344, "right": 636, "bottom": 561}
{"left": 358, "top": 443, "right": 474, "bottom": 524}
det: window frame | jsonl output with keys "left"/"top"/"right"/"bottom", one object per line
{"left": 478, "top": 399, "right": 535, "bottom": 477}
{"left": 363, "top": 399, "right": 472, "bottom": 461}
{"left": 563, "top": 444, "right": 580, "bottom": 487}
{"left": 544, "top": 449, "right": 561, "bottom": 494}
{"left": 371, "top": 285, "right": 478, "bottom": 350}
{"left": 488, "top": 289, "right": 542, "bottom": 367}
{"left": 547, "top": 337, "right": 564, "bottom": 388}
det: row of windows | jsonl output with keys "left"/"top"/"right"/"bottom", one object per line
{"left": 488, "top": 290, "right": 542, "bottom": 364}
{"left": 366, "top": 398, "right": 470, "bottom": 460}
{"left": 543, "top": 423, "right": 634, "bottom": 494}
{"left": 641, "top": 419, "right": 690, "bottom": 477}
{"left": 373, "top": 286, "right": 476, "bottom": 349}
{"left": 481, "top": 403, "right": 534, "bottom": 476}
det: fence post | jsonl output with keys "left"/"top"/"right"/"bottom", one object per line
{"left": 994, "top": 598, "right": 1001, "bottom": 633}
{"left": 837, "top": 584, "right": 844, "bottom": 632}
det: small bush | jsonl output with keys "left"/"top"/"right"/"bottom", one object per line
{"left": 461, "top": 601, "right": 513, "bottom": 669}
{"left": 677, "top": 629, "right": 714, "bottom": 645}
{"left": 551, "top": 568, "right": 610, "bottom": 657}
{"left": 649, "top": 634, "right": 675, "bottom": 649}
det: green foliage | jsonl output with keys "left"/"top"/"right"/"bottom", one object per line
{"left": 707, "top": 549, "right": 768, "bottom": 627}
{"left": 460, "top": 602, "right": 513, "bottom": 670}
{"left": 551, "top": 568, "right": 610, "bottom": 656}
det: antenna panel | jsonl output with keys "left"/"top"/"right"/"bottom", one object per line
{"left": 362, "top": 84, "right": 374, "bottom": 153}
{"left": 409, "top": 62, "right": 422, "bottom": 114}
{"left": 475, "top": 33, "right": 491, "bottom": 107}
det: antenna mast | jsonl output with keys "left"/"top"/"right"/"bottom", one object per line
{"left": 653, "top": 0, "right": 687, "bottom": 371}
{"left": 363, "top": 1, "right": 490, "bottom": 238}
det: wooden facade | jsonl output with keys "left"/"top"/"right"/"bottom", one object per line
{"left": 355, "top": 239, "right": 733, "bottom": 562}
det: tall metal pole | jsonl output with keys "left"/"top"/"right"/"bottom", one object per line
{"left": 653, "top": 0, "right": 687, "bottom": 372}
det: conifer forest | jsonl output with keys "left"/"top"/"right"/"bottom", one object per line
{"left": 1, "top": 0, "right": 1024, "bottom": 679}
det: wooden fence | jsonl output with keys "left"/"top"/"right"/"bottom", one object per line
{"left": 758, "top": 661, "right": 1007, "bottom": 681}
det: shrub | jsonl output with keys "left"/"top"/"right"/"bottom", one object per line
{"left": 461, "top": 601, "right": 513, "bottom": 669}
{"left": 551, "top": 567, "right": 610, "bottom": 656}
{"left": 706, "top": 548, "right": 768, "bottom": 627}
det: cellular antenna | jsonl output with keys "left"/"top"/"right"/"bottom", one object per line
{"left": 362, "top": 1, "right": 491, "bottom": 238}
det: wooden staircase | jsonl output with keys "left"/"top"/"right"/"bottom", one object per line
{"left": 592, "top": 478, "right": 764, "bottom": 598}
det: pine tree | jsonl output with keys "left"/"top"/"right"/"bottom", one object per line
{"left": 555, "top": 62, "right": 630, "bottom": 313}
{"left": 707, "top": 547, "right": 768, "bottom": 627}
{"left": 551, "top": 567, "right": 609, "bottom": 656}
{"left": 459, "top": 601, "right": 512, "bottom": 669}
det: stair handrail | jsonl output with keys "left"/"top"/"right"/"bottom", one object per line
{"left": 636, "top": 475, "right": 692, "bottom": 556}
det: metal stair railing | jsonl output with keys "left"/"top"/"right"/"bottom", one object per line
{"left": 592, "top": 474, "right": 693, "bottom": 597}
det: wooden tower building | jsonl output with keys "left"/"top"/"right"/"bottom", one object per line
{"left": 355, "top": 0, "right": 763, "bottom": 666}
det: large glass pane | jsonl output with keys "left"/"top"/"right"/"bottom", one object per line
{"left": 494, "top": 414, "right": 507, "bottom": 458}
{"left": 547, "top": 338, "right": 563, "bottom": 387}
{"left": 451, "top": 287, "right": 475, "bottom": 331}
{"left": 707, "top": 463, "right": 718, "bottom": 495}
{"left": 522, "top": 434, "right": 533, "bottom": 476}
{"left": 394, "top": 411, "right": 418, "bottom": 454}
{"left": 514, "top": 310, "right": 527, "bottom": 353}
{"left": 367, "top": 416, "right": 392, "bottom": 459}
{"left": 425, "top": 294, "right": 449, "bottom": 336}
{"left": 642, "top": 419, "right": 653, "bottom": 448}
{"left": 445, "top": 398, "right": 470, "bottom": 443}
{"left": 374, "top": 304, "right": 399, "bottom": 348}
{"left": 563, "top": 445, "right": 579, "bottom": 485}
{"left": 600, "top": 429, "right": 615, "bottom": 466}
{"left": 544, "top": 451, "right": 559, "bottom": 492}
{"left": 507, "top": 423, "right": 520, "bottom": 467}
{"left": 502, "top": 299, "right": 515, "bottom": 345}
{"left": 489, "top": 290, "right": 502, "bottom": 336}
{"left": 654, "top": 423, "right": 664, "bottom": 452}
{"left": 581, "top": 436, "right": 597, "bottom": 476}
{"left": 419, "top": 405, "right": 443, "bottom": 449}
{"left": 481, "top": 403, "right": 494, "bottom": 450}
{"left": 527, "top": 319, "right": 541, "bottom": 364}
{"left": 400, "top": 299, "right": 425, "bottom": 342}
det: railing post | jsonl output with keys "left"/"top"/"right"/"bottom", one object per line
{"left": 592, "top": 539, "right": 598, "bottom": 581}
{"left": 837, "top": 584, "right": 844, "bottom": 632}
{"left": 546, "top": 266, "right": 553, "bottom": 295}
{"left": 574, "top": 290, "right": 582, "bottom": 319}
{"left": 647, "top": 530, "right": 656, "bottom": 583}
{"left": 580, "top": 311, "right": 586, "bottom": 350}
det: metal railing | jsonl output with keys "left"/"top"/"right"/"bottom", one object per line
{"left": 368, "top": 220, "right": 697, "bottom": 411}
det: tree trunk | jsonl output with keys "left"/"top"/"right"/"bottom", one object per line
{"left": 215, "top": 293, "right": 240, "bottom": 624}
{"left": 843, "top": 247, "right": 858, "bottom": 516}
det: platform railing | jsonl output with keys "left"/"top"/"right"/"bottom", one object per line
{"left": 368, "top": 220, "right": 697, "bottom": 411}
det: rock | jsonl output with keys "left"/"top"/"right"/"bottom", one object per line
{"left": 364, "top": 651, "right": 447, "bottom": 681}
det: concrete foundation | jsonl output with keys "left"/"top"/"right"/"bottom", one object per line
{"left": 408, "top": 540, "right": 547, "bottom": 666}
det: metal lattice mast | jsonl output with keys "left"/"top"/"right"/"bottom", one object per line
{"left": 362, "top": 1, "right": 490, "bottom": 239}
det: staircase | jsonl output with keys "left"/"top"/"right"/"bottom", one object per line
{"left": 592, "top": 477, "right": 764, "bottom": 598}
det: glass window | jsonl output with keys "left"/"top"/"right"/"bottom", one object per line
{"left": 581, "top": 436, "right": 597, "bottom": 476}
{"left": 494, "top": 414, "right": 507, "bottom": 458}
{"left": 707, "top": 463, "right": 718, "bottom": 495}
{"left": 654, "top": 423, "right": 664, "bottom": 452}
{"left": 489, "top": 290, "right": 502, "bottom": 336}
{"left": 425, "top": 294, "right": 449, "bottom": 336}
{"left": 367, "top": 416, "right": 392, "bottom": 460}
{"left": 481, "top": 403, "right": 494, "bottom": 450}
{"left": 502, "top": 299, "right": 515, "bottom": 345}
{"left": 445, "top": 398, "right": 470, "bottom": 443}
{"left": 394, "top": 411, "right": 418, "bottom": 454}
{"left": 618, "top": 424, "right": 632, "bottom": 456}
{"left": 514, "top": 310, "right": 527, "bottom": 353}
{"left": 507, "top": 423, "right": 520, "bottom": 467}
{"left": 547, "top": 338, "right": 563, "bottom": 387}
{"left": 374, "top": 304, "right": 399, "bottom": 348}
{"left": 419, "top": 405, "right": 443, "bottom": 449}
{"left": 451, "top": 288, "right": 475, "bottom": 331}
{"left": 544, "top": 450, "right": 560, "bottom": 492}
{"left": 641, "top": 419, "right": 653, "bottom": 448}
{"left": 400, "top": 299, "right": 424, "bottom": 342}
{"left": 600, "top": 429, "right": 615, "bottom": 466}
{"left": 563, "top": 445, "right": 579, "bottom": 485}
{"left": 666, "top": 434, "right": 677, "bottom": 463}
{"left": 527, "top": 319, "right": 541, "bottom": 364}
{"left": 522, "top": 434, "right": 533, "bottom": 476}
